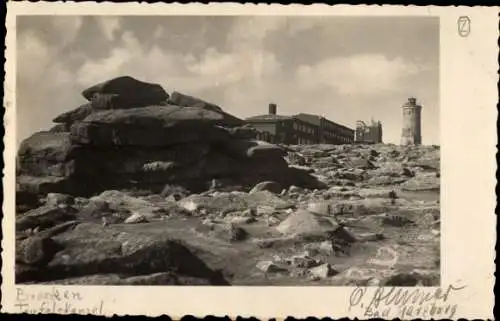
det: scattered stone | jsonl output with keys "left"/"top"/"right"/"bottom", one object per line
{"left": 276, "top": 210, "right": 339, "bottom": 237}
{"left": 16, "top": 205, "right": 78, "bottom": 232}
{"left": 256, "top": 261, "right": 286, "bottom": 273}
{"left": 160, "top": 185, "right": 189, "bottom": 199}
{"left": 400, "top": 173, "right": 440, "bottom": 191}
{"left": 288, "top": 185, "right": 303, "bottom": 194}
{"left": 307, "top": 202, "right": 332, "bottom": 215}
{"left": 288, "top": 252, "right": 319, "bottom": 269}
{"left": 230, "top": 216, "right": 257, "bottom": 224}
{"left": 124, "top": 213, "right": 149, "bottom": 224}
{"left": 309, "top": 263, "right": 339, "bottom": 278}
{"left": 356, "top": 232, "right": 385, "bottom": 242}
{"left": 44, "top": 193, "right": 75, "bottom": 207}
{"left": 266, "top": 215, "right": 281, "bottom": 227}
{"left": 227, "top": 224, "right": 249, "bottom": 242}
{"left": 79, "top": 200, "right": 112, "bottom": 219}
{"left": 256, "top": 205, "right": 276, "bottom": 216}
{"left": 382, "top": 214, "right": 415, "bottom": 227}
{"left": 242, "top": 208, "right": 256, "bottom": 217}
{"left": 16, "top": 236, "right": 61, "bottom": 266}
{"left": 249, "top": 181, "right": 282, "bottom": 194}
{"left": 367, "top": 246, "right": 400, "bottom": 268}
{"left": 318, "top": 240, "right": 334, "bottom": 254}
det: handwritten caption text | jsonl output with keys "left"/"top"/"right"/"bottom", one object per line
{"left": 15, "top": 287, "right": 105, "bottom": 315}
{"left": 348, "top": 283, "right": 466, "bottom": 319}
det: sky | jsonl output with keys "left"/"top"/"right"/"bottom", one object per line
{"left": 16, "top": 15, "right": 439, "bottom": 146}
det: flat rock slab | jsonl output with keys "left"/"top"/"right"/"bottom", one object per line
{"left": 70, "top": 105, "right": 233, "bottom": 146}
{"left": 179, "top": 191, "right": 294, "bottom": 214}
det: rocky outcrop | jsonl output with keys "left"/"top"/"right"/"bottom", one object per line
{"left": 16, "top": 76, "right": 322, "bottom": 200}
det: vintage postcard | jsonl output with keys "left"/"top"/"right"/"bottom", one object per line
{"left": 2, "top": 2, "right": 498, "bottom": 319}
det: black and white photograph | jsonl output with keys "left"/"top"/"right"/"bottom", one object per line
{"left": 14, "top": 14, "right": 442, "bottom": 287}
{"left": 3, "top": 3, "right": 496, "bottom": 319}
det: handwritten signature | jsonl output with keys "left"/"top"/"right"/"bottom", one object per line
{"left": 349, "top": 283, "right": 466, "bottom": 319}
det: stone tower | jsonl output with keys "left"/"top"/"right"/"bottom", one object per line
{"left": 400, "top": 97, "right": 422, "bottom": 145}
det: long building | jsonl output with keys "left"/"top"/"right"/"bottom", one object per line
{"left": 245, "top": 104, "right": 318, "bottom": 144}
{"left": 295, "top": 113, "right": 354, "bottom": 145}
{"left": 245, "top": 104, "right": 354, "bottom": 145}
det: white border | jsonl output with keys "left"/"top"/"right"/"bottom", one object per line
{"left": 2, "top": 3, "right": 498, "bottom": 319}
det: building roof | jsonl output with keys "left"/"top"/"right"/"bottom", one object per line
{"left": 295, "top": 113, "right": 354, "bottom": 131}
{"left": 294, "top": 113, "right": 322, "bottom": 126}
{"left": 245, "top": 114, "right": 292, "bottom": 122}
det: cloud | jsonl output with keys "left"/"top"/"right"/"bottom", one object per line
{"left": 76, "top": 18, "right": 283, "bottom": 94}
{"left": 96, "top": 17, "right": 122, "bottom": 41}
{"left": 75, "top": 31, "right": 203, "bottom": 92}
{"left": 286, "top": 17, "right": 329, "bottom": 36}
{"left": 50, "top": 16, "right": 83, "bottom": 46}
{"left": 152, "top": 25, "right": 165, "bottom": 39}
{"left": 227, "top": 16, "right": 287, "bottom": 50}
{"left": 187, "top": 47, "right": 281, "bottom": 87}
{"left": 296, "top": 54, "right": 422, "bottom": 95}
{"left": 17, "top": 31, "right": 51, "bottom": 84}
{"left": 16, "top": 29, "right": 78, "bottom": 146}
{"left": 17, "top": 17, "right": 83, "bottom": 89}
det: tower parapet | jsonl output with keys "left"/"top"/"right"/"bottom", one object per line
{"left": 401, "top": 97, "right": 422, "bottom": 145}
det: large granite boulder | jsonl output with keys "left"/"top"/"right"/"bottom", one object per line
{"left": 222, "top": 139, "right": 287, "bottom": 160}
{"left": 16, "top": 204, "right": 78, "bottom": 232}
{"left": 17, "top": 132, "right": 78, "bottom": 177}
{"left": 17, "top": 176, "right": 72, "bottom": 198}
{"left": 168, "top": 91, "right": 223, "bottom": 112}
{"left": 81, "top": 76, "right": 169, "bottom": 109}
{"left": 69, "top": 105, "right": 233, "bottom": 146}
{"left": 168, "top": 91, "right": 244, "bottom": 127}
{"left": 49, "top": 124, "right": 70, "bottom": 133}
{"left": 17, "top": 76, "right": 324, "bottom": 200}
{"left": 276, "top": 209, "right": 339, "bottom": 237}
{"left": 52, "top": 103, "right": 93, "bottom": 125}
{"left": 16, "top": 222, "right": 229, "bottom": 285}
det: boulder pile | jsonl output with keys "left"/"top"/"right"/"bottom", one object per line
{"left": 17, "top": 76, "right": 323, "bottom": 207}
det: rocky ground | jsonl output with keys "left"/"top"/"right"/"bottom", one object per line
{"left": 16, "top": 143, "right": 440, "bottom": 286}
{"left": 15, "top": 76, "right": 440, "bottom": 286}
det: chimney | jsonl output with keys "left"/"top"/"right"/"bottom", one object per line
{"left": 269, "top": 103, "right": 277, "bottom": 115}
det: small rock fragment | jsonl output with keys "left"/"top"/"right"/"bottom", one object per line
{"left": 249, "top": 181, "right": 282, "bottom": 194}
{"left": 256, "top": 260, "right": 286, "bottom": 273}
{"left": 124, "top": 213, "right": 148, "bottom": 224}
{"left": 309, "top": 263, "right": 339, "bottom": 279}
